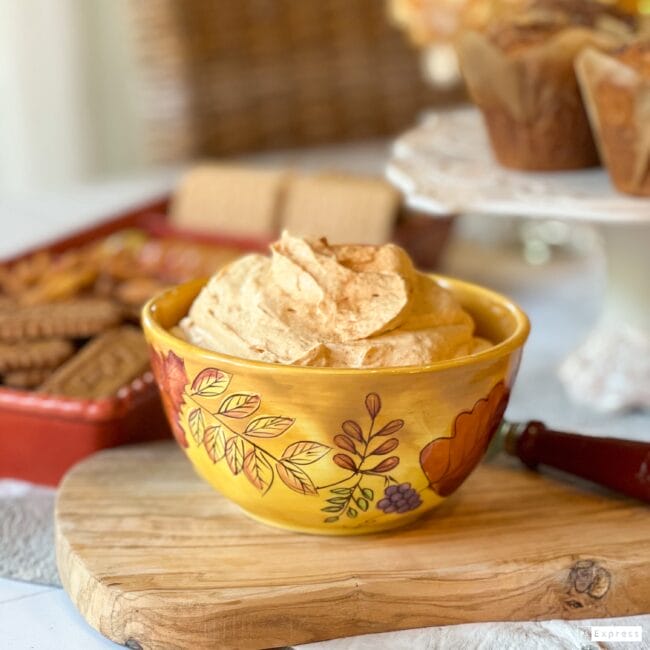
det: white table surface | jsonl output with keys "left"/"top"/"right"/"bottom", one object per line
{"left": 1, "top": 144, "right": 648, "bottom": 649}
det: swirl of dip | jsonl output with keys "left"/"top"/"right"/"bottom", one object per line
{"left": 180, "top": 233, "right": 490, "bottom": 368}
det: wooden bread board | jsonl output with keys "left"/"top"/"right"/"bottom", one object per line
{"left": 56, "top": 441, "right": 650, "bottom": 650}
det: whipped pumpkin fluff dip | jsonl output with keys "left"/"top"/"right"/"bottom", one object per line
{"left": 180, "top": 233, "right": 491, "bottom": 368}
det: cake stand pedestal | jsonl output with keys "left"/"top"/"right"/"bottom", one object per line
{"left": 559, "top": 224, "right": 650, "bottom": 411}
{"left": 387, "top": 108, "right": 650, "bottom": 412}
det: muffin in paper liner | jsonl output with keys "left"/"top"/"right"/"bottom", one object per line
{"left": 458, "top": 6, "right": 635, "bottom": 171}
{"left": 576, "top": 43, "right": 650, "bottom": 197}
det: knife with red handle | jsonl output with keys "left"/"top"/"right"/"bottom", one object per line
{"left": 497, "top": 421, "right": 650, "bottom": 503}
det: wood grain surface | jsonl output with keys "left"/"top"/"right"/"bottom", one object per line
{"left": 56, "top": 441, "right": 650, "bottom": 650}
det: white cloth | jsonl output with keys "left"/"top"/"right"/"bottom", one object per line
{"left": 298, "top": 616, "right": 650, "bottom": 650}
{"left": 0, "top": 481, "right": 57, "bottom": 586}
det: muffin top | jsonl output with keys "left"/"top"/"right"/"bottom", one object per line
{"left": 522, "top": 0, "right": 635, "bottom": 28}
{"left": 486, "top": 0, "right": 636, "bottom": 54}
{"left": 488, "top": 21, "right": 565, "bottom": 54}
{"left": 612, "top": 40, "right": 650, "bottom": 76}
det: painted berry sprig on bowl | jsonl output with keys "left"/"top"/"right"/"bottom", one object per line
{"left": 319, "top": 392, "right": 418, "bottom": 523}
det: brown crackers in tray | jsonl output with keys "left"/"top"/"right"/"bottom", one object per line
{"left": 0, "top": 300, "right": 123, "bottom": 342}
{"left": 38, "top": 326, "right": 151, "bottom": 399}
{"left": 0, "top": 339, "right": 75, "bottom": 373}
{"left": 0, "top": 229, "right": 238, "bottom": 397}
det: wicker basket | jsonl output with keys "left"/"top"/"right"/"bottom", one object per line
{"left": 128, "top": 0, "right": 462, "bottom": 161}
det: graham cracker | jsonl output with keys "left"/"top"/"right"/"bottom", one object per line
{"left": 280, "top": 172, "right": 400, "bottom": 245}
{"left": 169, "top": 164, "right": 290, "bottom": 238}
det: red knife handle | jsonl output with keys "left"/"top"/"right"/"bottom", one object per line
{"left": 513, "top": 421, "right": 650, "bottom": 503}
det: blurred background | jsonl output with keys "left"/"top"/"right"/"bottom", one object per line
{"left": 1, "top": 0, "right": 645, "bottom": 190}
{"left": 0, "top": 0, "right": 647, "bottom": 259}
{"left": 0, "top": 0, "right": 462, "bottom": 194}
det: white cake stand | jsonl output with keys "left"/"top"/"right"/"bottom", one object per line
{"left": 387, "top": 108, "right": 650, "bottom": 412}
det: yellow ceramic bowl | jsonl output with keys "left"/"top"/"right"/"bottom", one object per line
{"left": 142, "top": 276, "right": 529, "bottom": 535}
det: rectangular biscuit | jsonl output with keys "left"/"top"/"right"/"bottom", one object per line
{"left": 38, "top": 326, "right": 150, "bottom": 399}
{"left": 170, "top": 164, "right": 289, "bottom": 239}
{"left": 0, "top": 339, "right": 74, "bottom": 373}
{"left": 280, "top": 172, "right": 400, "bottom": 245}
{"left": 3, "top": 367, "right": 54, "bottom": 390}
{"left": 0, "top": 299, "right": 123, "bottom": 342}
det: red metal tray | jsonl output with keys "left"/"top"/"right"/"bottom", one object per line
{"left": 0, "top": 198, "right": 259, "bottom": 486}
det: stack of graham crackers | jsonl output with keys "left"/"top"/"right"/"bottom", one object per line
{"left": 169, "top": 165, "right": 405, "bottom": 247}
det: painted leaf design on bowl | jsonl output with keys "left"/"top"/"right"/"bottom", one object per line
{"left": 191, "top": 368, "right": 231, "bottom": 396}
{"left": 420, "top": 381, "right": 509, "bottom": 497}
{"left": 182, "top": 366, "right": 330, "bottom": 496}
{"left": 150, "top": 348, "right": 189, "bottom": 448}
